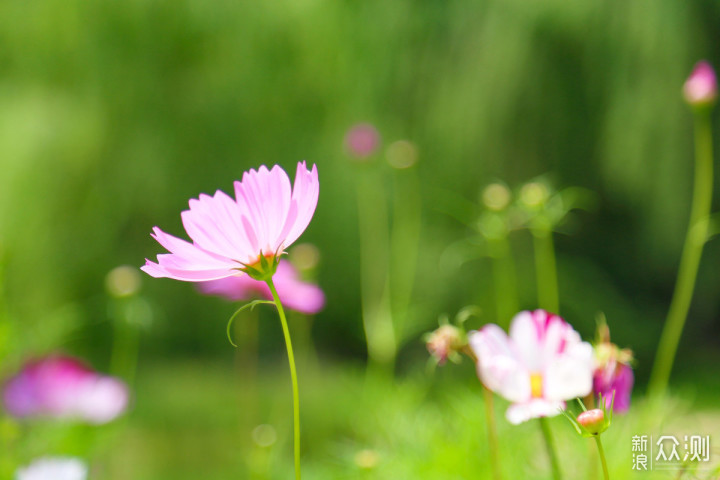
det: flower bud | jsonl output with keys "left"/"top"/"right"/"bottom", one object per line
{"left": 520, "top": 182, "right": 549, "bottom": 208}
{"left": 105, "top": 265, "right": 141, "bottom": 298}
{"left": 426, "top": 324, "right": 464, "bottom": 365}
{"left": 386, "top": 140, "right": 418, "bottom": 169}
{"left": 482, "top": 183, "right": 511, "bottom": 211}
{"left": 683, "top": 61, "right": 717, "bottom": 108}
{"left": 577, "top": 409, "right": 605, "bottom": 435}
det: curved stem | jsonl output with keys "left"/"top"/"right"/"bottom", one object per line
{"left": 266, "top": 278, "right": 301, "bottom": 480}
{"left": 539, "top": 417, "right": 562, "bottom": 480}
{"left": 594, "top": 436, "right": 610, "bottom": 480}
{"left": 649, "top": 110, "right": 714, "bottom": 397}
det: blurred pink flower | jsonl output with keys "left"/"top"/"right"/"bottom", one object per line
{"left": 3, "top": 355, "right": 129, "bottom": 425}
{"left": 592, "top": 322, "right": 634, "bottom": 413}
{"left": 594, "top": 361, "right": 633, "bottom": 413}
{"left": 15, "top": 457, "right": 87, "bottom": 480}
{"left": 142, "top": 162, "right": 319, "bottom": 282}
{"left": 198, "top": 259, "right": 325, "bottom": 314}
{"left": 683, "top": 61, "right": 717, "bottom": 107}
{"left": 344, "top": 123, "right": 380, "bottom": 158}
{"left": 469, "top": 310, "right": 594, "bottom": 424}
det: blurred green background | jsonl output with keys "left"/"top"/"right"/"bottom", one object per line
{"left": 0, "top": 0, "right": 719, "bottom": 478}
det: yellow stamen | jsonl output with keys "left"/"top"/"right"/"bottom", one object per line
{"left": 530, "top": 373, "right": 543, "bottom": 398}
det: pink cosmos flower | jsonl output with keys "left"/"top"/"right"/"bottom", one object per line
{"left": 3, "top": 355, "right": 129, "bottom": 424}
{"left": 683, "top": 61, "right": 717, "bottom": 107}
{"left": 197, "top": 259, "right": 325, "bottom": 314}
{"left": 141, "top": 162, "right": 319, "bottom": 282}
{"left": 344, "top": 123, "right": 380, "bottom": 158}
{"left": 469, "top": 310, "right": 594, "bottom": 424}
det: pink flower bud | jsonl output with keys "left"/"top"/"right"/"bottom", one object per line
{"left": 344, "top": 123, "right": 380, "bottom": 158}
{"left": 577, "top": 409, "right": 605, "bottom": 435}
{"left": 683, "top": 61, "right": 717, "bottom": 107}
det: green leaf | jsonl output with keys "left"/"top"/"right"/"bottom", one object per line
{"left": 226, "top": 300, "right": 275, "bottom": 347}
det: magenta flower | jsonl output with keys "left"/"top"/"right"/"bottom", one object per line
{"left": 683, "top": 61, "right": 717, "bottom": 107}
{"left": 3, "top": 355, "right": 129, "bottom": 424}
{"left": 344, "top": 123, "right": 380, "bottom": 158}
{"left": 592, "top": 322, "right": 634, "bottom": 413}
{"left": 469, "top": 310, "right": 594, "bottom": 424}
{"left": 197, "top": 259, "right": 325, "bottom": 314}
{"left": 141, "top": 162, "right": 319, "bottom": 282}
{"left": 594, "top": 361, "right": 633, "bottom": 413}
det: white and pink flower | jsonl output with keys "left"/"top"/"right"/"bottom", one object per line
{"left": 469, "top": 310, "right": 594, "bottom": 424}
{"left": 15, "top": 457, "right": 87, "bottom": 480}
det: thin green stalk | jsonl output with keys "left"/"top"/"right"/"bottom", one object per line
{"left": 266, "top": 278, "right": 301, "bottom": 480}
{"left": 356, "top": 171, "right": 396, "bottom": 372}
{"left": 594, "top": 436, "right": 609, "bottom": 480}
{"left": 109, "top": 299, "right": 140, "bottom": 385}
{"left": 482, "top": 386, "right": 502, "bottom": 480}
{"left": 539, "top": 417, "right": 562, "bottom": 480}
{"left": 532, "top": 230, "right": 559, "bottom": 314}
{"left": 488, "top": 237, "right": 519, "bottom": 328}
{"left": 389, "top": 166, "right": 421, "bottom": 343}
{"left": 649, "top": 111, "right": 714, "bottom": 397}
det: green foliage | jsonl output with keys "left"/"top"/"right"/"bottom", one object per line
{"left": 0, "top": 0, "right": 717, "bottom": 395}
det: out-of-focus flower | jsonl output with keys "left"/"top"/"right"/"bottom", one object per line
{"left": 593, "top": 322, "right": 634, "bottom": 413}
{"left": 425, "top": 324, "right": 465, "bottom": 365}
{"left": 3, "top": 355, "right": 129, "bottom": 424}
{"left": 344, "top": 123, "right": 380, "bottom": 158}
{"left": 142, "top": 162, "right": 319, "bottom": 282}
{"left": 198, "top": 259, "right": 325, "bottom": 314}
{"left": 15, "top": 457, "right": 87, "bottom": 480}
{"left": 469, "top": 310, "right": 594, "bottom": 424}
{"left": 683, "top": 61, "right": 717, "bottom": 108}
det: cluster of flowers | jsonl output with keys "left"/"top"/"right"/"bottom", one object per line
{"left": 427, "top": 309, "right": 634, "bottom": 424}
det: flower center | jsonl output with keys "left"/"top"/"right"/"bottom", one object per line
{"left": 238, "top": 253, "right": 280, "bottom": 281}
{"left": 530, "top": 373, "right": 543, "bottom": 398}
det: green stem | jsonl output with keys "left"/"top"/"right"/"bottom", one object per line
{"left": 266, "top": 278, "right": 301, "bottom": 480}
{"left": 389, "top": 166, "right": 421, "bottom": 344}
{"left": 482, "top": 386, "right": 502, "bottom": 480}
{"left": 539, "top": 417, "right": 562, "bottom": 480}
{"left": 356, "top": 171, "right": 396, "bottom": 372}
{"left": 532, "top": 230, "right": 559, "bottom": 314}
{"left": 488, "top": 237, "right": 519, "bottom": 328}
{"left": 649, "top": 110, "right": 714, "bottom": 397}
{"left": 594, "top": 436, "right": 609, "bottom": 480}
{"left": 109, "top": 299, "right": 140, "bottom": 385}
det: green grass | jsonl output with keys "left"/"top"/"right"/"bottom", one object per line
{"left": 89, "top": 359, "right": 720, "bottom": 479}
